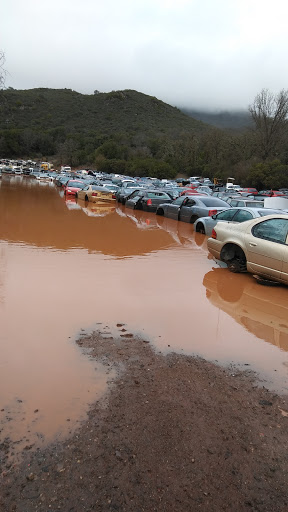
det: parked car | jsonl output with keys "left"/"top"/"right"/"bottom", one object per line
{"left": 258, "top": 190, "right": 285, "bottom": 197}
{"left": 64, "top": 180, "right": 89, "bottom": 196}
{"left": 207, "top": 214, "right": 288, "bottom": 283}
{"left": 76, "top": 184, "right": 115, "bottom": 203}
{"left": 240, "top": 188, "right": 258, "bottom": 195}
{"left": 226, "top": 199, "right": 264, "bottom": 208}
{"left": 194, "top": 207, "right": 284, "bottom": 235}
{"left": 116, "top": 184, "right": 147, "bottom": 204}
{"left": 125, "top": 190, "right": 173, "bottom": 212}
{"left": 156, "top": 196, "right": 230, "bottom": 223}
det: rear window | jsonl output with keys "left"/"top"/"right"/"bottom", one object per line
{"left": 199, "top": 198, "right": 229, "bottom": 207}
{"left": 245, "top": 201, "right": 263, "bottom": 208}
{"left": 147, "top": 192, "right": 170, "bottom": 198}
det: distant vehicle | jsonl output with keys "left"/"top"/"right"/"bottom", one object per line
{"left": 240, "top": 188, "right": 258, "bottom": 195}
{"left": 196, "top": 186, "right": 212, "bottom": 195}
{"left": 207, "top": 214, "right": 288, "bottom": 284}
{"left": 259, "top": 190, "right": 285, "bottom": 197}
{"left": 194, "top": 207, "right": 285, "bottom": 236}
{"left": 156, "top": 196, "right": 230, "bottom": 223}
{"left": 41, "top": 162, "right": 53, "bottom": 171}
{"left": 101, "top": 183, "right": 120, "bottom": 193}
{"left": 125, "top": 190, "right": 173, "bottom": 212}
{"left": 61, "top": 166, "right": 72, "bottom": 173}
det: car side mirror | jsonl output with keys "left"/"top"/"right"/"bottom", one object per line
{"left": 212, "top": 215, "right": 217, "bottom": 219}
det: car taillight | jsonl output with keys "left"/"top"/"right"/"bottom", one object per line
{"left": 208, "top": 209, "right": 217, "bottom": 216}
{"left": 112, "top": 194, "right": 116, "bottom": 199}
{"left": 211, "top": 229, "right": 217, "bottom": 239}
{"left": 92, "top": 192, "right": 98, "bottom": 196}
{"left": 147, "top": 199, "right": 152, "bottom": 205}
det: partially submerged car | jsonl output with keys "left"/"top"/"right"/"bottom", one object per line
{"left": 207, "top": 214, "right": 288, "bottom": 284}
{"left": 76, "top": 185, "right": 115, "bottom": 203}
{"left": 64, "top": 180, "right": 87, "bottom": 196}
{"left": 156, "top": 196, "right": 230, "bottom": 223}
{"left": 125, "top": 190, "right": 173, "bottom": 212}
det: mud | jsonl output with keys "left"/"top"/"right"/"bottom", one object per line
{"left": 1, "top": 329, "right": 288, "bottom": 512}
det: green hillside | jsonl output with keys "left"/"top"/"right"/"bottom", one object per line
{"left": 0, "top": 88, "right": 206, "bottom": 136}
{"left": 0, "top": 88, "right": 211, "bottom": 177}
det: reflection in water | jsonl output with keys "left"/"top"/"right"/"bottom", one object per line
{"left": 203, "top": 268, "right": 288, "bottom": 351}
{"left": 0, "top": 177, "right": 176, "bottom": 257}
{"left": 1, "top": 176, "right": 288, "bottom": 460}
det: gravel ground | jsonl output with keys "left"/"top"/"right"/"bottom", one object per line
{"left": 1, "top": 328, "right": 288, "bottom": 511}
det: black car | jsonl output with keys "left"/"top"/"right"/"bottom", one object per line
{"left": 125, "top": 190, "right": 173, "bottom": 212}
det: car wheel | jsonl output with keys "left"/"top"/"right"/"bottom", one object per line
{"left": 227, "top": 257, "right": 247, "bottom": 273}
{"left": 85, "top": 195, "right": 89, "bottom": 201}
{"left": 195, "top": 222, "right": 205, "bottom": 234}
{"left": 156, "top": 208, "right": 164, "bottom": 216}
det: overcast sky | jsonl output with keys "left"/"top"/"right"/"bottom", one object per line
{"left": 2, "top": 0, "right": 288, "bottom": 110}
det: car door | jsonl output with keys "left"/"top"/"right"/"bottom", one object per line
{"left": 280, "top": 234, "right": 288, "bottom": 283}
{"left": 178, "top": 198, "right": 196, "bottom": 222}
{"left": 244, "top": 218, "right": 288, "bottom": 280}
{"left": 165, "top": 197, "right": 186, "bottom": 220}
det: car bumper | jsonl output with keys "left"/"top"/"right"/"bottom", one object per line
{"left": 207, "top": 238, "right": 222, "bottom": 260}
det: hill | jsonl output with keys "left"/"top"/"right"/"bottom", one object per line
{"left": 0, "top": 88, "right": 207, "bottom": 137}
{"left": 0, "top": 88, "right": 213, "bottom": 176}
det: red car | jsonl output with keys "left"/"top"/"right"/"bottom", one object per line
{"left": 64, "top": 180, "right": 87, "bottom": 196}
{"left": 240, "top": 187, "right": 258, "bottom": 195}
{"left": 180, "top": 189, "right": 207, "bottom": 196}
{"left": 259, "top": 190, "right": 285, "bottom": 197}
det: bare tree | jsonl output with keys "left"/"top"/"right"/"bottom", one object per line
{"left": 249, "top": 88, "right": 288, "bottom": 160}
{"left": 0, "top": 50, "right": 6, "bottom": 89}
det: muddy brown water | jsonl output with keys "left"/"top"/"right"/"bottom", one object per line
{"left": 1, "top": 176, "right": 288, "bottom": 458}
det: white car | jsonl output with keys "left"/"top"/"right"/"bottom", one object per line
{"left": 207, "top": 214, "right": 288, "bottom": 284}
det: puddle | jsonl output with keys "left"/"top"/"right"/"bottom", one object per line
{"left": 1, "top": 176, "right": 288, "bottom": 460}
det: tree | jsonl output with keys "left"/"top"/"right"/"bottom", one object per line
{"left": 249, "top": 88, "right": 288, "bottom": 160}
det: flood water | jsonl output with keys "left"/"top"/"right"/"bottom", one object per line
{"left": 1, "top": 176, "right": 288, "bottom": 456}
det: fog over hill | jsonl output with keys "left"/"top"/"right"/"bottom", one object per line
{"left": 179, "top": 107, "right": 252, "bottom": 131}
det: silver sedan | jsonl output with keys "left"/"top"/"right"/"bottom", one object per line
{"left": 156, "top": 196, "right": 230, "bottom": 223}
{"left": 194, "top": 207, "right": 285, "bottom": 235}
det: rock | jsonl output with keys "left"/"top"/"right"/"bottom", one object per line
{"left": 26, "top": 473, "right": 36, "bottom": 481}
{"left": 259, "top": 400, "right": 272, "bottom": 406}
{"left": 115, "top": 450, "right": 123, "bottom": 460}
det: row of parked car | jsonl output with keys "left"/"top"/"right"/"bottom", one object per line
{"left": 34, "top": 170, "right": 288, "bottom": 286}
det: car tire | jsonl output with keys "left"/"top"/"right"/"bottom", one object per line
{"left": 195, "top": 222, "right": 205, "bottom": 234}
{"left": 85, "top": 195, "right": 89, "bottom": 201}
{"left": 227, "top": 257, "right": 247, "bottom": 273}
{"left": 156, "top": 208, "right": 164, "bottom": 216}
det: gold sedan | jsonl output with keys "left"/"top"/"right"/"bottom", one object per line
{"left": 76, "top": 185, "right": 116, "bottom": 203}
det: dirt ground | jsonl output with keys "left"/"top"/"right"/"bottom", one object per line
{"left": 1, "top": 328, "right": 288, "bottom": 511}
